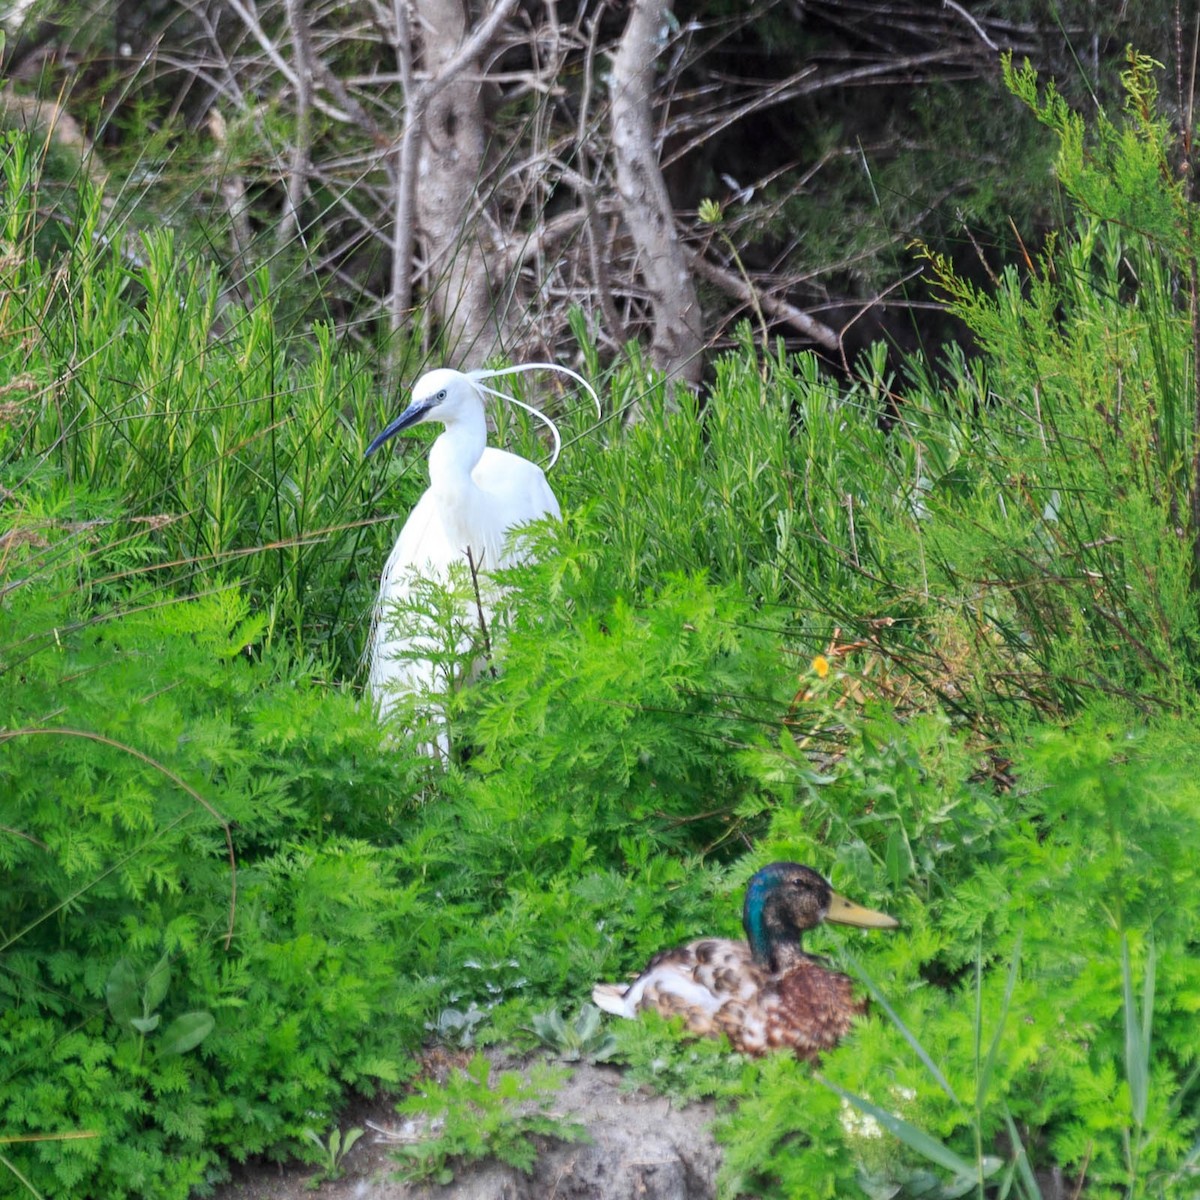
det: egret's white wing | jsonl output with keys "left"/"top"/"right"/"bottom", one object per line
{"left": 368, "top": 492, "right": 459, "bottom": 729}
{"left": 471, "top": 447, "right": 560, "bottom": 568}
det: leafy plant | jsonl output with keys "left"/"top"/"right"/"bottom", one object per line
{"left": 105, "top": 953, "right": 215, "bottom": 1062}
{"left": 526, "top": 1005, "right": 617, "bottom": 1064}
{"left": 901, "top": 52, "right": 1200, "bottom": 715}
{"left": 390, "top": 1055, "right": 583, "bottom": 1185}
{"left": 7, "top": 43, "right": 1200, "bottom": 1200}
{"left": 0, "top": 548, "right": 419, "bottom": 1196}
{"left": 0, "top": 132, "right": 407, "bottom": 670}
{"left": 606, "top": 1011, "right": 752, "bottom": 1107}
{"left": 708, "top": 717, "right": 1200, "bottom": 1200}
{"left": 301, "top": 1125, "right": 365, "bottom": 1188}
{"left": 429, "top": 1004, "right": 490, "bottom": 1050}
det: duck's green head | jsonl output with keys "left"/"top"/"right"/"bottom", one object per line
{"left": 742, "top": 862, "right": 898, "bottom": 971}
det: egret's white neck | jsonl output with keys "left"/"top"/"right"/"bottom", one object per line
{"left": 427, "top": 404, "right": 487, "bottom": 496}
{"left": 426, "top": 401, "right": 489, "bottom": 554}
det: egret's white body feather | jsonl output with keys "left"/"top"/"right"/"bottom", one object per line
{"left": 368, "top": 446, "right": 559, "bottom": 721}
{"left": 364, "top": 366, "right": 589, "bottom": 753}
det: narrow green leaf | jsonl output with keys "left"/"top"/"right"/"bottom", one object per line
{"left": 1003, "top": 1111, "right": 1043, "bottom": 1200}
{"left": 973, "top": 946, "right": 983, "bottom": 1106}
{"left": 844, "top": 950, "right": 960, "bottom": 1105}
{"left": 575, "top": 1004, "right": 601, "bottom": 1041}
{"left": 979, "top": 931, "right": 1023, "bottom": 1107}
{"left": 1166, "top": 1056, "right": 1200, "bottom": 1119}
{"left": 940, "top": 1173, "right": 983, "bottom": 1199}
{"left": 1169, "top": 1133, "right": 1200, "bottom": 1182}
{"left": 885, "top": 828, "right": 904, "bottom": 889}
{"left": 142, "top": 953, "right": 172, "bottom": 1016}
{"left": 0, "top": 1151, "right": 45, "bottom": 1200}
{"left": 994, "top": 1158, "right": 1017, "bottom": 1200}
{"left": 1121, "top": 933, "right": 1149, "bottom": 1127}
{"left": 1141, "top": 936, "right": 1156, "bottom": 1060}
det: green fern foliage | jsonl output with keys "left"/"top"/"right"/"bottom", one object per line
{"left": 391, "top": 1055, "right": 583, "bottom": 1184}
{"left": 0, "top": 528, "right": 419, "bottom": 1194}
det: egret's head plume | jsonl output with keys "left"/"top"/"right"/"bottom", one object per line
{"left": 466, "top": 361, "right": 601, "bottom": 470}
{"left": 366, "top": 361, "right": 599, "bottom": 465}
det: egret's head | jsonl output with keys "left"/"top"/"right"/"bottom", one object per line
{"left": 365, "top": 369, "right": 481, "bottom": 457}
{"left": 365, "top": 360, "right": 597, "bottom": 465}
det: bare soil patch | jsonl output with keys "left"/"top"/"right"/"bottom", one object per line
{"left": 209, "top": 1058, "right": 719, "bottom": 1200}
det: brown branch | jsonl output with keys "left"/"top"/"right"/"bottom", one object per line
{"left": 661, "top": 49, "right": 987, "bottom": 171}
{"left": 276, "top": 0, "right": 316, "bottom": 262}
{"left": 942, "top": 0, "right": 1000, "bottom": 51}
{"left": 465, "top": 546, "right": 497, "bottom": 677}
{"left": 222, "top": 0, "right": 352, "bottom": 123}
{"left": 389, "top": 0, "right": 518, "bottom": 358}
{"left": 687, "top": 248, "right": 840, "bottom": 351}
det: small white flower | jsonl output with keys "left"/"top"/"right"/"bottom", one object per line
{"left": 840, "top": 1099, "right": 883, "bottom": 1140}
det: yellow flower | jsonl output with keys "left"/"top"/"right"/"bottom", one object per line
{"left": 812, "top": 654, "right": 830, "bottom": 679}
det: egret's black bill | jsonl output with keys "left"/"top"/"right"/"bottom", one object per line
{"left": 365, "top": 401, "right": 427, "bottom": 457}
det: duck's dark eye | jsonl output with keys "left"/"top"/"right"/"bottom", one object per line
{"left": 436, "top": 389, "right": 447, "bottom": 401}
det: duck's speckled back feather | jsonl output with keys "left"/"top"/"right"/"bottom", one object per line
{"left": 592, "top": 938, "right": 867, "bottom": 1059}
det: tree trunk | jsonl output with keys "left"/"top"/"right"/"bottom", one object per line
{"left": 412, "top": 0, "right": 513, "bottom": 367}
{"left": 610, "top": 0, "right": 704, "bottom": 397}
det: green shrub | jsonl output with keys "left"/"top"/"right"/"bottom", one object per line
{"left": 895, "top": 52, "right": 1200, "bottom": 715}
{"left": 0, "top": 131, "right": 412, "bottom": 670}
{"left": 0, "top": 534, "right": 424, "bottom": 1196}
{"left": 710, "top": 718, "right": 1200, "bottom": 1200}
{"left": 391, "top": 1055, "right": 583, "bottom": 1184}
{"left": 6, "top": 46, "right": 1200, "bottom": 1200}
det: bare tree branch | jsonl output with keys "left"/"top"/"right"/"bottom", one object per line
{"left": 942, "top": 0, "right": 1000, "bottom": 51}
{"left": 388, "top": 0, "right": 518, "bottom": 364}
{"left": 388, "top": 0, "right": 419, "bottom": 344}
{"left": 222, "top": 0, "right": 353, "bottom": 122}
{"left": 152, "top": 0, "right": 1073, "bottom": 371}
{"left": 276, "top": 0, "right": 315, "bottom": 263}
{"left": 422, "top": 0, "right": 518, "bottom": 106}
{"left": 688, "top": 247, "right": 840, "bottom": 351}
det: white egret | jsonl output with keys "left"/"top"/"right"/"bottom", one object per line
{"left": 365, "top": 363, "right": 598, "bottom": 751}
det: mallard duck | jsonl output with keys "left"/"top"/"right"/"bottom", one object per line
{"left": 592, "top": 862, "right": 899, "bottom": 1058}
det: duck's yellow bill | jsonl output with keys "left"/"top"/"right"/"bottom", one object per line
{"left": 826, "top": 891, "right": 900, "bottom": 929}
